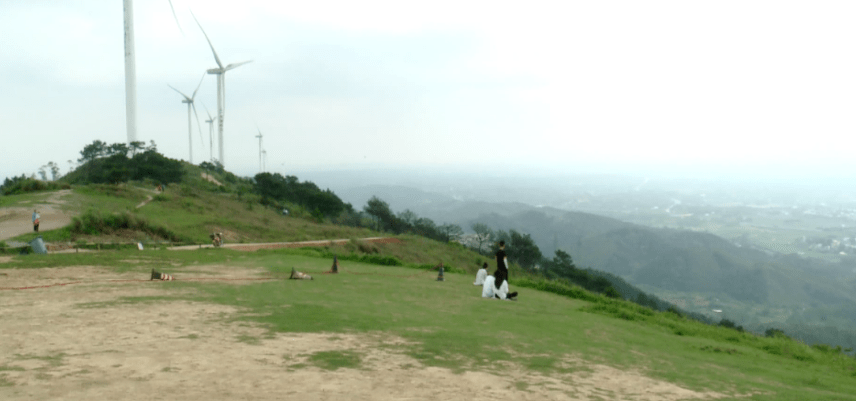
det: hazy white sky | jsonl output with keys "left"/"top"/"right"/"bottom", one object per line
{"left": 1, "top": 0, "right": 855, "bottom": 181}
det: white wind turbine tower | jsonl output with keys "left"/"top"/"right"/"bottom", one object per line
{"left": 202, "top": 104, "right": 215, "bottom": 163}
{"left": 123, "top": 0, "right": 183, "bottom": 144}
{"left": 123, "top": 0, "right": 137, "bottom": 143}
{"left": 168, "top": 74, "right": 206, "bottom": 164}
{"left": 192, "top": 13, "right": 252, "bottom": 168}
{"left": 262, "top": 150, "right": 267, "bottom": 173}
{"left": 255, "top": 129, "right": 264, "bottom": 173}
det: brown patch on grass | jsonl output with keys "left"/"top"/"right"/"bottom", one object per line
{"left": 0, "top": 265, "right": 730, "bottom": 401}
{"left": 0, "top": 190, "right": 74, "bottom": 241}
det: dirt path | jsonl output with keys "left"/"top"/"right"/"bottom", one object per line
{"left": 200, "top": 173, "right": 222, "bottom": 186}
{"left": 0, "top": 190, "right": 74, "bottom": 241}
{"left": 0, "top": 265, "right": 727, "bottom": 401}
{"left": 168, "top": 237, "right": 402, "bottom": 251}
{"left": 135, "top": 195, "right": 153, "bottom": 209}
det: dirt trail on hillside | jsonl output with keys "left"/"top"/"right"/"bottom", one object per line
{"left": 0, "top": 264, "right": 729, "bottom": 401}
{"left": 201, "top": 173, "right": 222, "bottom": 186}
{"left": 168, "top": 237, "right": 402, "bottom": 251}
{"left": 0, "top": 190, "right": 74, "bottom": 241}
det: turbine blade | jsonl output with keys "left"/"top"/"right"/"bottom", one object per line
{"left": 191, "top": 72, "right": 205, "bottom": 100}
{"left": 192, "top": 103, "right": 205, "bottom": 145}
{"left": 168, "top": 0, "right": 184, "bottom": 35}
{"left": 191, "top": 11, "right": 224, "bottom": 69}
{"left": 202, "top": 102, "right": 213, "bottom": 120}
{"left": 167, "top": 84, "right": 191, "bottom": 101}
{"left": 224, "top": 60, "right": 252, "bottom": 71}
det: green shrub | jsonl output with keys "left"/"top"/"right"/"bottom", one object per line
{"left": 1, "top": 175, "right": 66, "bottom": 195}
{"left": 70, "top": 209, "right": 184, "bottom": 242}
{"left": 765, "top": 328, "right": 789, "bottom": 339}
{"left": 718, "top": 319, "right": 745, "bottom": 332}
{"left": 512, "top": 277, "right": 602, "bottom": 303}
{"left": 666, "top": 306, "right": 684, "bottom": 318}
{"left": 356, "top": 254, "right": 403, "bottom": 266}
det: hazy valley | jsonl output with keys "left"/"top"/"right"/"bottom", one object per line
{"left": 297, "top": 168, "right": 856, "bottom": 351}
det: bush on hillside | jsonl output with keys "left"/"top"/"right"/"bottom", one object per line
{"left": 71, "top": 209, "right": 184, "bottom": 242}
{"left": 1, "top": 175, "right": 69, "bottom": 195}
{"left": 254, "top": 172, "right": 351, "bottom": 217}
{"left": 64, "top": 140, "right": 183, "bottom": 185}
{"left": 718, "top": 318, "right": 745, "bottom": 332}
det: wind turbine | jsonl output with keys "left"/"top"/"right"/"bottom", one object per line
{"left": 168, "top": 73, "right": 206, "bottom": 164}
{"left": 123, "top": 0, "right": 183, "bottom": 144}
{"left": 262, "top": 150, "right": 267, "bottom": 173}
{"left": 255, "top": 129, "right": 263, "bottom": 173}
{"left": 202, "top": 103, "right": 215, "bottom": 163}
{"left": 192, "top": 12, "right": 252, "bottom": 168}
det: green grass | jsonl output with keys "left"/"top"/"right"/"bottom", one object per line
{"left": 5, "top": 246, "right": 856, "bottom": 398}
{"left": 14, "top": 353, "right": 66, "bottom": 369}
{"left": 306, "top": 350, "right": 363, "bottom": 371}
{"left": 53, "top": 250, "right": 845, "bottom": 400}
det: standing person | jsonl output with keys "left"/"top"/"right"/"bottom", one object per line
{"left": 32, "top": 210, "right": 40, "bottom": 232}
{"left": 495, "top": 240, "right": 508, "bottom": 285}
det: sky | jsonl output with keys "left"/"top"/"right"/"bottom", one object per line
{"left": 1, "top": 0, "right": 855, "bottom": 183}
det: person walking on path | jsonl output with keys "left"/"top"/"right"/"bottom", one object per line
{"left": 32, "top": 210, "right": 40, "bottom": 232}
{"left": 495, "top": 240, "right": 508, "bottom": 285}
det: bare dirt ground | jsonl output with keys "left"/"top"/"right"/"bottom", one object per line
{"left": 169, "top": 237, "right": 402, "bottom": 252}
{"left": 200, "top": 173, "right": 222, "bottom": 186}
{"left": 0, "top": 190, "right": 74, "bottom": 242}
{"left": 0, "top": 263, "right": 726, "bottom": 401}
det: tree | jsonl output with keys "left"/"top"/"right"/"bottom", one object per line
{"left": 130, "top": 149, "right": 182, "bottom": 184}
{"left": 634, "top": 292, "right": 658, "bottom": 309}
{"left": 438, "top": 223, "right": 463, "bottom": 242}
{"left": 253, "top": 172, "right": 349, "bottom": 217}
{"left": 364, "top": 196, "right": 397, "bottom": 232}
{"left": 508, "top": 229, "right": 542, "bottom": 270}
{"left": 490, "top": 230, "right": 510, "bottom": 253}
{"left": 765, "top": 328, "right": 788, "bottom": 338}
{"left": 37, "top": 165, "right": 48, "bottom": 181}
{"left": 471, "top": 223, "right": 493, "bottom": 253}
{"left": 78, "top": 140, "right": 107, "bottom": 163}
{"left": 129, "top": 141, "right": 146, "bottom": 157}
{"left": 398, "top": 210, "right": 418, "bottom": 228}
{"left": 413, "top": 217, "right": 439, "bottom": 239}
{"left": 47, "top": 162, "right": 60, "bottom": 180}
{"left": 718, "top": 319, "right": 744, "bottom": 332}
{"left": 107, "top": 142, "right": 129, "bottom": 157}
{"left": 549, "top": 249, "right": 576, "bottom": 277}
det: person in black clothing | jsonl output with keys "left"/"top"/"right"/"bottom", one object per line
{"left": 495, "top": 240, "right": 508, "bottom": 284}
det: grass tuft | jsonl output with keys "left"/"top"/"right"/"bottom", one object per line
{"left": 306, "top": 350, "right": 362, "bottom": 371}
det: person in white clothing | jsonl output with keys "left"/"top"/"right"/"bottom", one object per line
{"left": 493, "top": 277, "right": 518, "bottom": 300}
{"left": 482, "top": 275, "right": 496, "bottom": 298}
{"left": 473, "top": 263, "right": 488, "bottom": 286}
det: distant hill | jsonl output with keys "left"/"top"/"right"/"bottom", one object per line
{"left": 339, "top": 184, "right": 856, "bottom": 346}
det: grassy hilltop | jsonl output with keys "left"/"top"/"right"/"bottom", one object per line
{"left": 3, "top": 161, "right": 856, "bottom": 399}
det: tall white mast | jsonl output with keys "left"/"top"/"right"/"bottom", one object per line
{"left": 123, "top": 0, "right": 137, "bottom": 143}
{"left": 255, "top": 129, "right": 263, "bottom": 173}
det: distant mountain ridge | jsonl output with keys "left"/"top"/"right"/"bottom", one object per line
{"left": 339, "top": 185, "right": 856, "bottom": 310}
